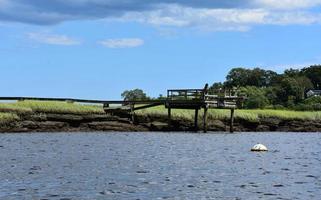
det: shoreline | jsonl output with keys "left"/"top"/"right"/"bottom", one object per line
{"left": 1, "top": 112, "right": 321, "bottom": 133}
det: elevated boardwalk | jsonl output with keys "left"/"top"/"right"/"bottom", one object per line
{"left": 0, "top": 84, "right": 243, "bottom": 132}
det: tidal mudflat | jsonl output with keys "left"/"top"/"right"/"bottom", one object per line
{"left": 0, "top": 132, "right": 320, "bottom": 199}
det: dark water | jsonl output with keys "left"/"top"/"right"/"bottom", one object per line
{"left": 0, "top": 132, "right": 321, "bottom": 200}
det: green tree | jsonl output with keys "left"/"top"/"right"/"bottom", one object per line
{"left": 208, "top": 82, "right": 224, "bottom": 95}
{"left": 262, "top": 70, "right": 278, "bottom": 87}
{"left": 247, "top": 68, "right": 266, "bottom": 87}
{"left": 301, "top": 65, "right": 321, "bottom": 89}
{"left": 121, "top": 89, "right": 150, "bottom": 101}
{"left": 225, "top": 67, "right": 278, "bottom": 88}
{"left": 156, "top": 94, "right": 167, "bottom": 100}
{"left": 265, "top": 86, "right": 280, "bottom": 105}
{"left": 284, "top": 68, "right": 301, "bottom": 77}
{"left": 278, "top": 76, "right": 313, "bottom": 104}
{"left": 296, "top": 76, "right": 314, "bottom": 99}
{"left": 225, "top": 68, "right": 251, "bottom": 88}
{"left": 238, "top": 86, "right": 269, "bottom": 109}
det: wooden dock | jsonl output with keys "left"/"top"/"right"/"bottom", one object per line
{"left": 164, "top": 84, "right": 241, "bottom": 132}
{"left": 0, "top": 84, "right": 243, "bottom": 132}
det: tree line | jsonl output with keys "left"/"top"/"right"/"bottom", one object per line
{"left": 209, "top": 65, "right": 321, "bottom": 110}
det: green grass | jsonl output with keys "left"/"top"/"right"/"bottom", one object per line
{"left": 0, "top": 113, "right": 20, "bottom": 124}
{"left": 136, "top": 106, "right": 321, "bottom": 122}
{"left": 0, "top": 103, "right": 33, "bottom": 114}
{"left": 1, "top": 101, "right": 321, "bottom": 123}
{"left": 0, "top": 101, "right": 105, "bottom": 115}
{"left": 243, "top": 109, "right": 321, "bottom": 121}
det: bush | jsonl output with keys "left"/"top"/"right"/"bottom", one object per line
{"left": 304, "top": 96, "right": 321, "bottom": 105}
{"left": 293, "top": 96, "right": 321, "bottom": 111}
{"left": 246, "top": 96, "right": 269, "bottom": 109}
{"left": 294, "top": 103, "right": 321, "bottom": 111}
{"left": 265, "top": 104, "right": 286, "bottom": 110}
{"left": 239, "top": 86, "right": 269, "bottom": 109}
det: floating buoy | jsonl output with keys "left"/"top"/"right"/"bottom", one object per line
{"left": 251, "top": 144, "right": 268, "bottom": 152}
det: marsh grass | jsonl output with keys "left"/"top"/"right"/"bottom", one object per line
{"left": 137, "top": 107, "right": 259, "bottom": 122}
{"left": 0, "top": 101, "right": 105, "bottom": 115}
{"left": 1, "top": 101, "right": 321, "bottom": 122}
{"left": 136, "top": 106, "right": 195, "bottom": 120}
{"left": 0, "top": 113, "right": 20, "bottom": 124}
{"left": 248, "top": 109, "right": 321, "bottom": 121}
{"left": 0, "top": 103, "right": 33, "bottom": 114}
{"left": 136, "top": 106, "right": 321, "bottom": 122}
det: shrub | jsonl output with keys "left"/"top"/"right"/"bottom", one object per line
{"left": 294, "top": 96, "right": 321, "bottom": 111}
{"left": 304, "top": 96, "right": 321, "bottom": 105}
{"left": 239, "top": 86, "right": 269, "bottom": 109}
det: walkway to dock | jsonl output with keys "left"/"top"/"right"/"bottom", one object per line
{"left": 0, "top": 84, "right": 243, "bottom": 132}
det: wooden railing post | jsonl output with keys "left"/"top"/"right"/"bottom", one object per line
{"left": 203, "top": 83, "right": 209, "bottom": 101}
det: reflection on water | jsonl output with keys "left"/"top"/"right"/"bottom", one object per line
{"left": 0, "top": 132, "right": 321, "bottom": 199}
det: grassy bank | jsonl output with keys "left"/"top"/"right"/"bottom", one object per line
{"left": 0, "top": 113, "right": 20, "bottom": 125}
{"left": 137, "top": 106, "right": 321, "bottom": 122}
{"left": 0, "top": 101, "right": 105, "bottom": 115}
{"left": 1, "top": 101, "right": 321, "bottom": 125}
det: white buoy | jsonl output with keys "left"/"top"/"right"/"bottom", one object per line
{"left": 251, "top": 144, "right": 268, "bottom": 152}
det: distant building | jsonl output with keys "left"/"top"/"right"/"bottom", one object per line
{"left": 306, "top": 90, "right": 321, "bottom": 98}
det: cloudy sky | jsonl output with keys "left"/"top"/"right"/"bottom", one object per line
{"left": 1, "top": 0, "right": 321, "bottom": 99}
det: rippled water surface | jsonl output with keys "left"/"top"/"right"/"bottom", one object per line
{"left": 0, "top": 132, "right": 321, "bottom": 200}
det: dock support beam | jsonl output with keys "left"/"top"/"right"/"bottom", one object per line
{"left": 230, "top": 108, "right": 235, "bottom": 133}
{"left": 103, "top": 103, "right": 109, "bottom": 108}
{"left": 168, "top": 107, "right": 171, "bottom": 127}
{"left": 194, "top": 109, "right": 199, "bottom": 131}
{"left": 130, "top": 104, "right": 135, "bottom": 124}
{"left": 203, "top": 107, "right": 208, "bottom": 133}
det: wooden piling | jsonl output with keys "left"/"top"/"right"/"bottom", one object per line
{"left": 203, "top": 107, "right": 208, "bottom": 133}
{"left": 168, "top": 107, "right": 171, "bottom": 127}
{"left": 103, "top": 103, "right": 109, "bottom": 108}
{"left": 230, "top": 108, "right": 235, "bottom": 133}
{"left": 194, "top": 109, "right": 199, "bottom": 131}
{"left": 130, "top": 104, "right": 135, "bottom": 124}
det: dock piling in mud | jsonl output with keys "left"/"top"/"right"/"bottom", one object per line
{"left": 230, "top": 108, "right": 235, "bottom": 133}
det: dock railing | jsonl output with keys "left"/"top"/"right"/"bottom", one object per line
{"left": 167, "top": 89, "right": 205, "bottom": 101}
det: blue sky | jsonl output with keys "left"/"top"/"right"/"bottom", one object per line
{"left": 1, "top": 0, "right": 321, "bottom": 99}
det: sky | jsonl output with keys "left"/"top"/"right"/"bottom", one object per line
{"left": 1, "top": 0, "right": 321, "bottom": 99}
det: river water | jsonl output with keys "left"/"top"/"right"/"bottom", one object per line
{"left": 0, "top": 132, "right": 320, "bottom": 200}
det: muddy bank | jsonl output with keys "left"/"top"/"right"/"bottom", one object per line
{"left": 1, "top": 112, "right": 321, "bottom": 133}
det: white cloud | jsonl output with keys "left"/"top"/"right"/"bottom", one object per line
{"left": 1, "top": 1, "right": 321, "bottom": 33}
{"left": 99, "top": 38, "right": 144, "bottom": 48}
{"left": 118, "top": 6, "right": 266, "bottom": 31}
{"left": 27, "top": 32, "right": 81, "bottom": 45}
{"left": 256, "top": 0, "right": 321, "bottom": 10}
{"left": 118, "top": 5, "right": 321, "bottom": 32}
{"left": 264, "top": 11, "right": 321, "bottom": 25}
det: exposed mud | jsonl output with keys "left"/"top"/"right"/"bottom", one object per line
{"left": 1, "top": 112, "right": 321, "bottom": 133}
